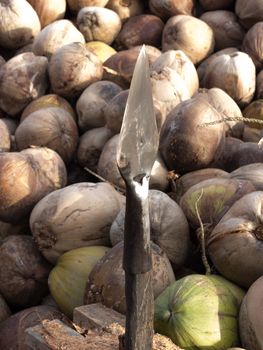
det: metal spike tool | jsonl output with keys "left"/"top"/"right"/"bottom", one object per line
{"left": 117, "top": 46, "right": 159, "bottom": 350}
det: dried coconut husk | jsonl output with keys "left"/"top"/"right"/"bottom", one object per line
{"left": 77, "top": 7, "right": 121, "bottom": 45}
{"left": 242, "top": 22, "right": 263, "bottom": 71}
{"left": 0, "top": 235, "right": 51, "bottom": 308}
{"left": 115, "top": 14, "right": 164, "bottom": 50}
{"left": 0, "top": 147, "right": 67, "bottom": 223}
{"left": 27, "top": 0, "right": 66, "bottom": 28}
{"left": 30, "top": 182, "right": 125, "bottom": 264}
{"left": 199, "top": 0, "right": 235, "bottom": 10}
{"left": 150, "top": 50, "right": 199, "bottom": 97}
{"left": 77, "top": 126, "right": 114, "bottom": 172}
{"left": 97, "top": 134, "right": 169, "bottom": 191}
{"left": 0, "top": 52, "right": 48, "bottom": 116}
{"left": 15, "top": 107, "right": 79, "bottom": 163}
{"left": 84, "top": 241, "right": 175, "bottom": 314}
{"left": 76, "top": 80, "right": 122, "bottom": 132}
{"left": 207, "top": 191, "right": 263, "bottom": 288}
{"left": 235, "top": 0, "right": 263, "bottom": 29}
{"left": 106, "top": 0, "right": 144, "bottom": 23}
{"left": 149, "top": 0, "right": 195, "bottom": 20}
{"left": 239, "top": 276, "right": 263, "bottom": 350}
{"left": 0, "top": 0, "right": 40, "bottom": 49}
{"left": 110, "top": 189, "right": 190, "bottom": 268}
{"left": 162, "top": 14, "right": 215, "bottom": 64}
{"left": 200, "top": 11, "right": 245, "bottom": 51}
{"left": 202, "top": 51, "right": 256, "bottom": 108}
{"left": 0, "top": 305, "right": 71, "bottom": 350}
{"left": 179, "top": 177, "right": 255, "bottom": 232}
{"left": 172, "top": 168, "right": 230, "bottom": 203}
{"left": 195, "top": 88, "right": 244, "bottom": 138}
{"left": 230, "top": 163, "right": 263, "bottom": 191}
{"left": 21, "top": 94, "right": 76, "bottom": 122}
{"left": 0, "top": 119, "right": 11, "bottom": 152}
{"left": 49, "top": 42, "right": 103, "bottom": 99}
{"left": 197, "top": 47, "right": 238, "bottom": 86}
{"left": 32, "top": 19, "right": 85, "bottom": 59}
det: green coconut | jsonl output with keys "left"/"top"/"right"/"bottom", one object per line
{"left": 154, "top": 274, "right": 245, "bottom": 350}
{"left": 48, "top": 246, "right": 109, "bottom": 318}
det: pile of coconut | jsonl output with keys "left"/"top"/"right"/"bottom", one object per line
{"left": 0, "top": 0, "right": 263, "bottom": 349}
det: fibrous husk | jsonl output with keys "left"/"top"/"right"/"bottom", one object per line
{"left": 159, "top": 95, "right": 225, "bottom": 173}
{"left": 150, "top": 50, "right": 199, "bottom": 97}
{"left": 110, "top": 189, "right": 190, "bottom": 268}
{"left": 195, "top": 88, "right": 244, "bottom": 138}
{"left": 0, "top": 119, "right": 11, "bottom": 152}
{"left": 172, "top": 168, "right": 230, "bottom": 203}
{"left": 242, "top": 22, "right": 263, "bottom": 71}
{"left": 149, "top": 0, "right": 196, "bottom": 20}
{"left": 180, "top": 177, "right": 255, "bottom": 232}
{"left": 207, "top": 191, "right": 263, "bottom": 288}
{"left": 15, "top": 107, "right": 79, "bottom": 163}
{"left": 0, "top": 305, "right": 70, "bottom": 350}
{"left": 0, "top": 0, "right": 41, "bottom": 49}
{"left": 106, "top": 0, "right": 144, "bottom": 22}
{"left": 239, "top": 276, "right": 263, "bottom": 350}
{"left": 21, "top": 94, "right": 76, "bottom": 122}
{"left": 97, "top": 134, "right": 170, "bottom": 191}
{"left": 77, "top": 126, "right": 114, "bottom": 171}
{"left": 202, "top": 51, "right": 256, "bottom": 108}
{"left": 235, "top": 0, "right": 263, "bottom": 29}
{"left": 0, "top": 147, "right": 67, "bottom": 223}
{"left": 0, "top": 235, "right": 51, "bottom": 308}
{"left": 230, "top": 163, "right": 263, "bottom": 191}
{"left": 84, "top": 241, "right": 175, "bottom": 314}
{"left": 30, "top": 182, "right": 125, "bottom": 264}
{"left": 77, "top": 7, "right": 121, "bottom": 45}
{"left": 27, "top": 0, "right": 66, "bottom": 28}
{"left": 200, "top": 11, "right": 245, "bottom": 51}
{"left": 76, "top": 80, "right": 122, "bottom": 131}
{"left": 48, "top": 246, "right": 109, "bottom": 318}
{"left": 32, "top": 19, "right": 85, "bottom": 59}
{"left": 115, "top": 14, "right": 164, "bottom": 50}
{"left": 162, "top": 14, "right": 215, "bottom": 64}
{"left": 0, "top": 52, "right": 48, "bottom": 116}
{"left": 154, "top": 274, "right": 245, "bottom": 350}
{"left": 49, "top": 42, "right": 103, "bottom": 99}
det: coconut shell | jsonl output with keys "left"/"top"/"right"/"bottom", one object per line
{"left": 239, "top": 276, "right": 263, "bottom": 350}
{"left": 84, "top": 242, "right": 175, "bottom": 314}
{"left": 15, "top": 107, "right": 79, "bottom": 163}
{"left": 110, "top": 189, "right": 190, "bottom": 268}
{"left": 0, "top": 235, "right": 51, "bottom": 308}
{"left": 0, "top": 305, "right": 70, "bottom": 350}
{"left": 30, "top": 182, "right": 125, "bottom": 264}
{"left": 0, "top": 52, "right": 48, "bottom": 116}
{"left": 76, "top": 80, "right": 122, "bottom": 132}
{"left": 207, "top": 191, "right": 263, "bottom": 288}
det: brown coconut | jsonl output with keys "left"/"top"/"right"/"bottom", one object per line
{"left": 230, "top": 163, "right": 263, "bottom": 191}
{"left": 235, "top": 0, "right": 263, "bottom": 29}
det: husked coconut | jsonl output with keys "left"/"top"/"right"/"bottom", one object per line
{"left": 202, "top": 51, "right": 256, "bottom": 107}
{"left": 0, "top": 52, "right": 48, "bottom": 116}
{"left": 30, "top": 182, "right": 125, "bottom": 264}
{"left": 162, "top": 14, "right": 215, "bottom": 64}
{"left": 76, "top": 80, "right": 122, "bottom": 131}
{"left": 84, "top": 242, "right": 175, "bottom": 314}
{"left": 32, "top": 19, "right": 85, "bottom": 59}
{"left": 0, "top": 0, "right": 40, "bottom": 49}
{"left": 77, "top": 7, "right": 122, "bottom": 45}
{"left": 48, "top": 42, "right": 103, "bottom": 99}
